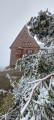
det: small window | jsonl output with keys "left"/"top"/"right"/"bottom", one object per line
{"left": 30, "top": 42, "right": 31, "bottom": 45}
{"left": 27, "top": 42, "right": 31, "bottom": 45}
{"left": 22, "top": 42, "right": 26, "bottom": 45}
{"left": 28, "top": 42, "right": 30, "bottom": 45}
{"left": 26, "top": 49, "right": 34, "bottom": 54}
{"left": 22, "top": 42, "right": 25, "bottom": 45}
{"left": 18, "top": 49, "right": 22, "bottom": 53}
{"left": 25, "top": 42, "right": 26, "bottom": 45}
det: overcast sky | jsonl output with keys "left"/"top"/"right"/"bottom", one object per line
{"left": 0, "top": 0, "right": 54, "bottom": 67}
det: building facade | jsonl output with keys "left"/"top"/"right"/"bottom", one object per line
{"left": 10, "top": 25, "right": 40, "bottom": 67}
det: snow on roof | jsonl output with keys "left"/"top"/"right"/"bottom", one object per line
{"left": 39, "top": 43, "right": 44, "bottom": 49}
{"left": 39, "top": 43, "right": 49, "bottom": 50}
{"left": 34, "top": 35, "right": 48, "bottom": 50}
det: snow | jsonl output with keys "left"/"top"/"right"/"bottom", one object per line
{"left": 30, "top": 116, "right": 35, "bottom": 120}
{"left": 34, "top": 35, "right": 41, "bottom": 44}
{"left": 21, "top": 73, "right": 54, "bottom": 115}
{"left": 0, "top": 89, "right": 7, "bottom": 94}
{"left": 4, "top": 68, "right": 13, "bottom": 71}
{"left": 38, "top": 87, "right": 49, "bottom": 104}
{"left": 20, "top": 113, "right": 29, "bottom": 120}
{"left": 1, "top": 114, "right": 8, "bottom": 120}
{"left": 13, "top": 50, "right": 54, "bottom": 119}
{"left": 6, "top": 74, "right": 15, "bottom": 88}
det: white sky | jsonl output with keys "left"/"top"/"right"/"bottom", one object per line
{"left": 0, "top": 0, "right": 54, "bottom": 67}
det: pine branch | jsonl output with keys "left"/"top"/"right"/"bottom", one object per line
{"left": 21, "top": 73, "right": 54, "bottom": 115}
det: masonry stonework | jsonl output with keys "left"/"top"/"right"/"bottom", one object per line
{"left": 10, "top": 25, "right": 40, "bottom": 67}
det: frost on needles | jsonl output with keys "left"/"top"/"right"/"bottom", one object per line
{"left": 15, "top": 9, "right": 54, "bottom": 120}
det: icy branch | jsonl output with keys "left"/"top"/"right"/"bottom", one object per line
{"left": 21, "top": 82, "right": 40, "bottom": 115}
{"left": 29, "top": 73, "right": 54, "bottom": 84}
{"left": 21, "top": 73, "right": 54, "bottom": 115}
{"left": 49, "top": 76, "right": 53, "bottom": 91}
{"left": 29, "top": 79, "right": 42, "bottom": 84}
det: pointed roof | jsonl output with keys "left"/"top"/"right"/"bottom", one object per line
{"left": 10, "top": 25, "right": 39, "bottom": 49}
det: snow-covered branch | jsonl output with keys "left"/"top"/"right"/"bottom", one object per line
{"left": 32, "top": 99, "right": 47, "bottom": 108}
{"left": 29, "top": 73, "right": 54, "bottom": 84}
{"left": 21, "top": 73, "right": 54, "bottom": 115}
